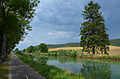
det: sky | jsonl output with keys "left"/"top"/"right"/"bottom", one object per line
{"left": 17, "top": 0, "right": 120, "bottom": 50}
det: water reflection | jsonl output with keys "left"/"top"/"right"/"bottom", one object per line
{"left": 35, "top": 56, "right": 120, "bottom": 79}
{"left": 48, "top": 56, "right": 112, "bottom": 79}
{"left": 80, "top": 61, "right": 112, "bottom": 79}
{"left": 48, "top": 56, "right": 82, "bottom": 64}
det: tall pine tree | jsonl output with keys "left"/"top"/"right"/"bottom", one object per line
{"left": 80, "top": 1, "right": 110, "bottom": 55}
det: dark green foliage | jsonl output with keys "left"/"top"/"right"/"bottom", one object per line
{"left": 39, "top": 43, "right": 48, "bottom": 53}
{"left": 80, "top": 1, "right": 110, "bottom": 55}
{"left": 26, "top": 46, "right": 35, "bottom": 53}
{"left": 0, "top": 0, "right": 40, "bottom": 59}
{"left": 71, "top": 51, "right": 77, "bottom": 57}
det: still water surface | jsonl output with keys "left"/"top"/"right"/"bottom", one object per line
{"left": 46, "top": 56, "right": 120, "bottom": 79}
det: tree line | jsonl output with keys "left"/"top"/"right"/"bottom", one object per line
{"left": 15, "top": 43, "right": 48, "bottom": 54}
{"left": 0, "top": 0, "right": 40, "bottom": 62}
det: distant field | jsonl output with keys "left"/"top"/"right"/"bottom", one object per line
{"left": 108, "top": 46, "right": 120, "bottom": 56}
{"left": 49, "top": 47, "right": 83, "bottom": 51}
{"left": 49, "top": 46, "right": 120, "bottom": 56}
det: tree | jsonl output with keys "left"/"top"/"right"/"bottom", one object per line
{"left": 26, "top": 46, "right": 35, "bottom": 53}
{"left": 0, "top": 0, "right": 40, "bottom": 60}
{"left": 39, "top": 43, "right": 48, "bottom": 53}
{"left": 80, "top": 1, "right": 110, "bottom": 55}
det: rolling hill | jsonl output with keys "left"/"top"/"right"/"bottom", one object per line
{"left": 110, "top": 39, "right": 120, "bottom": 47}
{"left": 47, "top": 39, "right": 120, "bottom": 48}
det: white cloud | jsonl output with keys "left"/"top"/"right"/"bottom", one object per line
{"left": 19, "top": 40, "right": 32, "bottom": 44}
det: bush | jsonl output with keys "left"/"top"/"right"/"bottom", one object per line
{"left": 26, "top": 46, "right": 35, "bottom": 53}
{"left": 71, "top": 51, "right": 77, "bottom": 57}
{"left": 39, "top": 43, "right": 48, "bottom": 53}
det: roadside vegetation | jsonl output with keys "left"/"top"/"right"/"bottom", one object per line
{"left": 0, "top": 54, "right": 11, "bottom": 79}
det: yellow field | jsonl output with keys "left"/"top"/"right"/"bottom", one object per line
{"left": 108, "top": 46, "right": 120, "bottom": 56}
{"left": 49, "top": 46, "right": 120, "bottom": 56}
{"left": 49, "top": 47, "right": 83, "bottom": 51}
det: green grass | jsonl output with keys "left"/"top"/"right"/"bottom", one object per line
{"left": 46, "top": 49, "right": 84, "bottom": 57}
{"left": 17, "top": 54, "right": 84, "bottom": 79}
{"left": 0, "top": 54, "right": 11, "bottom": 79}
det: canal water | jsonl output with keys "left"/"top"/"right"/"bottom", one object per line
{"left": 46, "top": 56, "right": 120, "bottom": 79}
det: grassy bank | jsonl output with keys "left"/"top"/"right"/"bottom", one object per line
{"left": 0, "top": 54, "right": 11, "bottom": 79}
{"left": 80, "top": 55, "right": 120, "bottom": 61}
{"left": 16, "top": 54, "right": 84, "bottom": 79}
{"left": 31, "top": 49, "right": 120, "bottom": 61}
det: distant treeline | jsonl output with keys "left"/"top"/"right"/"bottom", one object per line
{"left": 46, "top": 39, "right": 120, "bottom": 48}
{"left": 110, "top": 39, "right": 120, "bottom": 47}
{"left": 47, "top": 43, "right": 80, "bottom": 48}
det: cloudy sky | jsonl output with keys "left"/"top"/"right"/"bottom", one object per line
{"left": 17, "top": 0, "right": 120, "bottom": 49}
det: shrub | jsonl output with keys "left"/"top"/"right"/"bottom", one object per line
{"left": 72, "top": 51, "right": 77, "bottom": 57}
{"left": 26, "top": 46, "right": 35, "bottom": 53}
{"left": 39, "top": 43, "right": 48, "bottom": 53}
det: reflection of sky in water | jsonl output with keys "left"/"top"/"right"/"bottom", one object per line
{"left": 47, "top": 59, "right": 120, "bottom": 79}
{"left": 110, "top": 64, "right": 120, "bottom": 79}
{"left": 47, "top": 60, "right": 83, "bottom": 73}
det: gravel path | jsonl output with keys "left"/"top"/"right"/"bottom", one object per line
{"left": 9, "top": 54, "right": 46, "bottom": 79}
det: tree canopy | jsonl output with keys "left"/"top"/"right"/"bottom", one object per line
{"left": 0, "top": 0, "right": 40, "bottom": 61}
{"left": 80, "top": 1, "right": 110, "bottom": 55}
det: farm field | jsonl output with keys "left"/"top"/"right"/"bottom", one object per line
{"left": 49, "top": 46, "right": 120, "bottom": 56}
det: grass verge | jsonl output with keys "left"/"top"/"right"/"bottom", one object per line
{"left": 0, "top": 54, "right": 11, "bottom": 79}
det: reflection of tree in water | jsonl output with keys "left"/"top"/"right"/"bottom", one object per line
{"left": 80, "top": 61, "right": 112, "bottom": 79}
{"left": 48, "top": 56, "right": 77, "bottom": 64}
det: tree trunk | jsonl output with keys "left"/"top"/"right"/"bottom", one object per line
{"left": 0, "top": 32, "right": 4, "bottom": 60}
{"left": 0, "top": 32, "right": 7, "bottom": 62}
{"left": 2, "top": 33, "right": 7, "bottom": 57}
{"left": 0, "top": 33, "right": 2, "bottom": 61}
{"left": 104, "top": 48, "right": 108, "bottom": 55}
{"left": 92, "top": 46, "right": 95, "bottom": 55}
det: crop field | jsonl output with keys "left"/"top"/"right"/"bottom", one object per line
{"left": 49, "top": 46, "right": 120, "bottom": 56}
